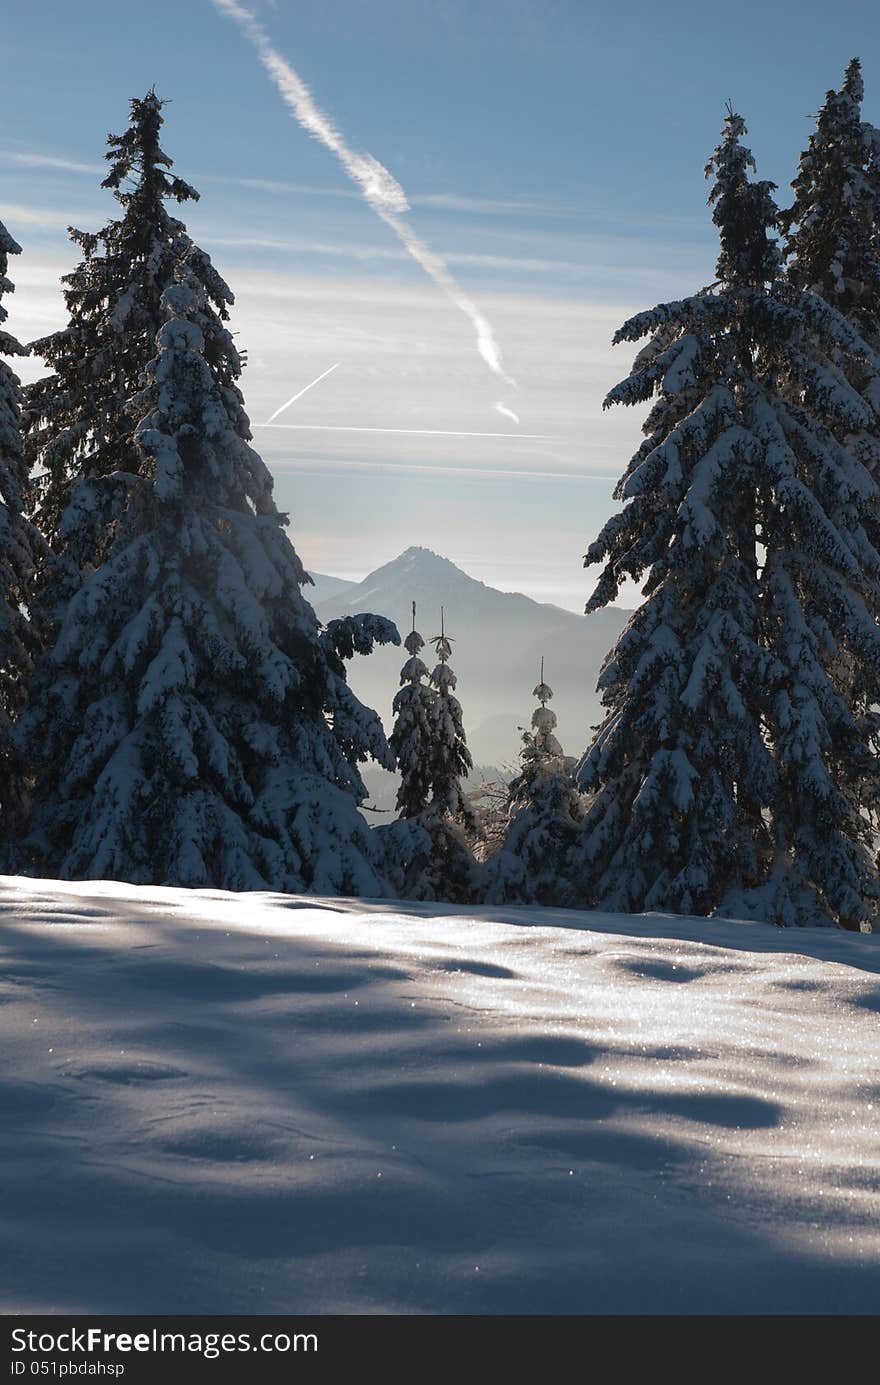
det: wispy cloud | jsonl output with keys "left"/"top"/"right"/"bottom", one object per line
{"left": 255, "top": 423, "right": 553, "bottom": 440}
{"left": 415, "top": 191, "right": 579, "bottom": 218}
{"left": 202, "top": 178, "right": 707, "bottom": 231}
{"left": 452, "top": 251, "right": 579, "bottom": 274}
{"left": 1, "top": 147, "right": 706, "bottom": 236}
{"left": 201, "top": 172, "right": 359, "bottom": 200}
{"left": 191, "top": 174, "right": 703, "bottom": 228}
{"left": 209, "top": 234, "right": 406, "bottom": 262}
{"left": 207, "top": 232, "right": 587, "bottom": 277}
{"left": 270, "top": 456, "right": 616, "bottom": 484}
{"left": 0, "top": 201, "right": 96, "bottom": 229}
{"left": 199, "top": 175, "right": 702, "bottom": 229}
{"left": 212, "top": 0, "right": 517, "bottom": 409}
{"left": 5, "top": 151, "right": 104, "bottom": 176}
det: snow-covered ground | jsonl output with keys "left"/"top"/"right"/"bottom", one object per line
{"left": 2, "top": 875, "right": 879, "bottom": 1315}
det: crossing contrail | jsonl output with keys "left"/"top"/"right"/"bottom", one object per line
{"left": 212, "top": 0, "right": 519, "bottom": 413}
{"left": 264, "top": 361, "right": 341, "bottom": 424}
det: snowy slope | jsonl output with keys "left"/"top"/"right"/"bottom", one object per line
{"left": 2, "top": 875, "right": 879, "bottom": 1315}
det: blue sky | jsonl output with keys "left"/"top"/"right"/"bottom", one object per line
{"left": 2, "top": 0, "right": 879, "bottom": 608}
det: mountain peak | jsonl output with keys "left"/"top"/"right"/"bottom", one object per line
{"left": 312, "top": 547, "right": 630, "bottom": 767}
{"left": 395, "top": 546, "right": 467, "bottom": 573}
{"left": 357, "top": 547, "right": 481, "bottom": 592}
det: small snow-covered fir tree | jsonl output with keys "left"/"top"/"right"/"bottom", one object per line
{"left": 24, "top": 90, "right": 237, "bottom": 553}
{"left": 0, "top": 217, "right": 42, "bottom": 853}
{"left": 418, "top": 612, "right": 480, "bottom": 902}
{"left": 388, "top": 603, "right": 436, "bottom": 818}
{"left": 392, "top": 609, "right": 479, "bottom": 903}
{"left": 573, "top": 109, "right": 880, "bottom": 929}
{"left": 483, "top": 665, "right": 585, "bottom": 906}
{"left": 374, "top": 602, "right": 435, "bottom": 896}
{"left": 20, "top": 267, "right": 400, "bottom": 893}
{"left": 427, "top": 610, "right": 473, "bottom": 820}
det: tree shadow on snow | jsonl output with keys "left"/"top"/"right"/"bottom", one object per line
{"left": 0, "top": 912, "right": 878, "bottom": 1314}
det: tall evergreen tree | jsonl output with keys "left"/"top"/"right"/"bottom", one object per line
{"left": 0, "top": 217, "right": 42, "bottom": 852}
{"left": 484, "top": 665, "right": 584, "bottom": 905}
{"left": 573, "top": 110, "right": 880, "bottom": 929}
{"left": 20, "top": 267, "right": 400, "bottom": 893}
{"left": 779, "top": 59, "right": 880, "bottom": 720}
{"left": 23, "top": 90, "right": 236, "bottom": 553}
{"left": 780, "top": 59, "right": 880, "bottom": 346}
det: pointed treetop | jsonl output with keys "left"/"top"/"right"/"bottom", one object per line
{"left": 431, "top": 606, "right": 454, "bottom": 664}
{"left": 809, "top": 57, "right": 866, "bottom": 142}
{"left": 705, "top": 106, "right": 781, "bottom": 289}
{"left": 522, "top": 655, "right": 561, "bottom": 752}
{"left": 403, "top": 599, "right": 425, "bottom": 658}
{"left": 842, "top": 56, "right": 864, "bottom": 104}
{"left": 101, "top": 88, "right": 199, "bottom": 207}
{"left": 22, "top": 88, "right": 240, "bottom": 549}
{"left": 533, "top": 656, "right": 553, "bottom": 706}
{"left": 780, "top": 57, "right": 880, "bottom": 331}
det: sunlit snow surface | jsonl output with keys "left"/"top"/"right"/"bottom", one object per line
{"left": 2, "top": 875, "right": 879, "bottom": 1314}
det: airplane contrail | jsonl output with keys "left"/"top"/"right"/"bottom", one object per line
{"left": 212, "top": 0, "right": 518, "bottom": 401}
{"left": 495, "top": 401, "right": 520, "bottom": 425}
{"left": 254, "top": 423, "right": 554, "bottom": 440}
{"left": 264, "top": 361, "right": 341, "bottom": 424}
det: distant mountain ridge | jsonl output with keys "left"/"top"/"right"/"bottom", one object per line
{"left": 314, "top": 546, "right": 630, "bottom": 767}
{"left": 305, "top": 571, "right": 358, "bottom": 607}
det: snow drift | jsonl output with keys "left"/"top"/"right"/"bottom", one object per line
{"left": 1, "top": 875, "right": 879, "bottom": 1314}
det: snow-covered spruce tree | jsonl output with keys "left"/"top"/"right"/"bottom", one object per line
{"left": 483, "top": 666, "right": 585, "bottom": 906}
{"left": 20, "top": 267, "right": 400, "bottom": 893}
{"left": 780, "top": 59, "right": 880, "bottom": 348}
{"left": 395, "top": 611, "right": 479, "bottom": 903}
{"left": 0, "top": 219, "right": 42, "bottom": 855}
{"left": 778, "top": 59, "right": 880, "bottom": 715}
{"left": 573, "top": 109, "right": 880, "bottom": 929}
{"left": 372, "top": 602, "right": 434, "bottom": 895}
{"left": 427, "top": 612, "right": 474, "bottom": 819}
{"left": 388, "top": 603, "right": 436, "bottom": 817}
{"left": 24, "top": 90, "right": 237, "bottom": 554}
